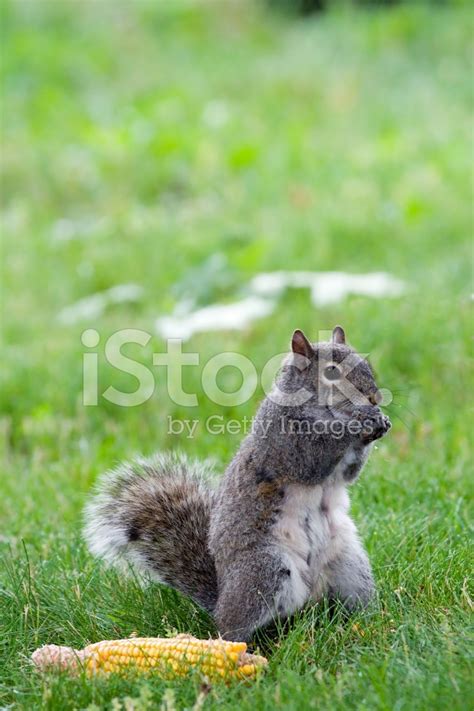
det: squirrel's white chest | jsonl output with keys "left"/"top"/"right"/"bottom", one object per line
{"left": 271, "top": 479, "right": 351, "bottom": 605}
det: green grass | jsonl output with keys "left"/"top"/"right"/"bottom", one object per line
{"left": 1, "top": 1, "right": 472, "bottom": 709}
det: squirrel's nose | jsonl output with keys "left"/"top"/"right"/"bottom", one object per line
{"left": 368, "top": 390, "right": 382, "bottom": 406}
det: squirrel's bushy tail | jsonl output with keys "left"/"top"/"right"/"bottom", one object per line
{"left": 83, "top": 452, "right": 218, "bottom": 612}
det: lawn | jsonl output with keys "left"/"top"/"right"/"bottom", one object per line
{"left": 0, "top": 1, "right": 472, "bottom": 709}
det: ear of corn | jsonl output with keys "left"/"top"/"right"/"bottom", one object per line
{"left": 31, "top": 634, "right": 268, "bottom": 682}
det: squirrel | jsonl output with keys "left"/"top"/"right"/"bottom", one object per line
{"left": 84, "top": 326, "right": 391, "bottom": 641}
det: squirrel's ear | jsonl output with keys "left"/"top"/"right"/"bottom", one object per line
{"left": 291, "top": 329, "right": 314, "bottom": 359}
{"left": 332, "top": 325, "right": 346, "bottom": 345}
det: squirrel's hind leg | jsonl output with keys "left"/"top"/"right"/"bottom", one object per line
{"left": 214, "top": 549, "right": 310, "bottom": 641}
{"left": 325, "top": 529, "right": 375, "bottom": 612}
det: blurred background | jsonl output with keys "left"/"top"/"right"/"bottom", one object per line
{"left": 1, "top": 0, "right": 471, "bottom": 529}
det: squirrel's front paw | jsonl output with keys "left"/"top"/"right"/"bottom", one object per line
{"left": 360, "top": 412, "right": 391, "bottom": 443}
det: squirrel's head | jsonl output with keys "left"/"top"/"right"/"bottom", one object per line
{"left": 277, "top": 326, "right": 383, "bottom": 414}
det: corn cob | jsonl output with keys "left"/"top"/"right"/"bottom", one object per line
{"left": 31, "top": 634, "right": 268, "bottom": 681}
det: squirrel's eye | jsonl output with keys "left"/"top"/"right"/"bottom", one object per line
{"left": 323, "top": 365, "right": 341, "bottom": 381}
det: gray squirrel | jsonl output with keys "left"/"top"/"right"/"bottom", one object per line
{"left": 84, "top": 326, "right": 391, "bottom": 641}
